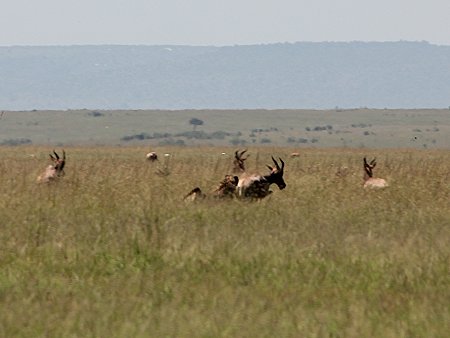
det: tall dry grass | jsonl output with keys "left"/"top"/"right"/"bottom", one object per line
{"left": 0, "top": 146, "right": 449, "bottom": 337}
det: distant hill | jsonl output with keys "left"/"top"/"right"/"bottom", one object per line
{"left": 1, "top": 41, "right": 449, "bottom": 110}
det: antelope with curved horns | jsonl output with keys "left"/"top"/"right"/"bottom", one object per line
{"left": 37, "top": 150, "right": 66, "bottom": 183}
{"left": 233, "top": 149, "right": 249, "bottom": 173}
{"left": 363, "top": 157, "right": 388, "bottom": 188}
{"left": 237, "top": 156, "right": 286, "bottom": 199}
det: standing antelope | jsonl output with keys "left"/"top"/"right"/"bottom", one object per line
{"left": 37, "top": 150, "right": 66, "bottom": 183}
{"left": 237, "top": 157, "right": 286, "bottom": 199}
{"left": 363, "top": 157, "right": 388, "bottom": 188}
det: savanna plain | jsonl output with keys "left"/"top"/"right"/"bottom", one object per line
{"left": 0, "top": 145, "right": 449, "bottom": 337}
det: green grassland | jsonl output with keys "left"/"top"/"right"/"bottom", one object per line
{"left": 0, "top": 146, "right": 449, "bottom": 337}
{"left": 0, "top": 109, "right": 449, "bottom": 148}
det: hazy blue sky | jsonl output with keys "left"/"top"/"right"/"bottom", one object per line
{"left": 1, "top": 0, "right": 449, "bottom": 46}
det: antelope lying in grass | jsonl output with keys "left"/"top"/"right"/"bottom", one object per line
{"left": 146, "top": 152, "right": 158, "bottom": 162}
{"left": 363, "top": 157, "right": 388, "bottom": 188}
{"left": 37, "top": 150, "right": 66, "bottom": 183}
{"left": 237, "top": 157, "right": 286, "bottom": 198}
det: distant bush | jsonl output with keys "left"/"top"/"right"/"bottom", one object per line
{"left": 260, "top": 138, "right": 272, "bottom": 144}
{"left": 121, "top": 133, "right": 152, "bottom": 141}
{"left": 0, "top": 138, "right": 32, "bottom": 146}
{"left": 230, "top": 138, "right": 247, "bottom": 146}
{"left": 121, "top": 132, "right": 172, "bottom": 141}
{"left": 87, "top": 111, "right": 104, "bottom": 117}
{"left": 158, "top": 139, "right": 185, "bottom": 146}
{"left": 351, "top": 123, "right": 371, "bottom": 128}
{"left": 251, "top": 128, "right": 278, "bottom": 133}
{"left": 306, "top": 125, "right": 333, "bottom": 132}
{"left": 175, "top": 130, "right": 233, "bottom": 140}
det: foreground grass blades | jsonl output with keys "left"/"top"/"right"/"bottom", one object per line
{"left": 0, "top": 146, "right": 449, "bottom": 337}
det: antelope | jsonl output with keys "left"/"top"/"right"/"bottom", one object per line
{"left": 237, "top": 157, "right": 286, "bottom": 199}
{"left": 233, "top": 149, "right": 249, "bottom": 173}
{"left": 146, "top": 152, "right": 158, "bottom": 162}
{"left": 37, "top": 150, "right": 66, "bottom": 183}
{"left": 363, "top": 157, "right": 388, "bottom": 188}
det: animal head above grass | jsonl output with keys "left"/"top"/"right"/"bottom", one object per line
{"left": 37, "top": 150, "right": 66, "bottom": 183}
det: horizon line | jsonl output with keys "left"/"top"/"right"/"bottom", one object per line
{"left": 1, "top": 40, "right": 449, "bottom": 48}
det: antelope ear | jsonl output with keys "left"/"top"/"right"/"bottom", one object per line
{"left": 49, "top": 154, "right": 55, "bottom": 161}
{"left": 53, "top": 150, "right": 60, "bottom": 160}
{"left": 370, "top": 158, "right": 377, "bottom": 166}
{"left": 267, "top": 165, "right": 273, "bottom": 171}
{"left": 279, "top": 158, "right": 285, "bottom": 170}
{"left": 62, "top": 150, "right": 66, "bottom": 160}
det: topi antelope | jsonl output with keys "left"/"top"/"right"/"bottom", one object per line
{"left": 233, "top": 149, "right": 249, "bottom": 173}
{"left": 237, "top": 157, "right": 286, "bottom": 199}
{"left": 37, "top": 150, "right": 66, "bottom": 183}
{"left": 363, "top": 157, "right": 388, "bottom": 188}
{"left": 146, "top": 152, "right": 158, "bottom": 162}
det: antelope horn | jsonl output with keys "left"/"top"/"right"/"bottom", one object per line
{"left": 62, "top": 150, "right": 66, "bottom": 160}
{"left": 53, "top": 150, "right": 60, "bottom": 160}
{"left": 370, "top": 158, "right": 377, "bottom": 166}
{"left": 279, "top": 158, "right": 285, "bottom": 170}
{"left": 272, "top": 156, "right": 280, "bottom": 170}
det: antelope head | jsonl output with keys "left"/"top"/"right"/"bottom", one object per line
{"left": 233, "top": 149, "right": 249, "bottom": 173}
{"left": 265, "top": 157, "right": 286, "bottom": 190}
{"left": 237, "top": 156, "right": 286, "bottom": 199}
{"left": 37, "top": 150, "right": 66, "bottom": 183}
{"left": 363, "top": 157, "right": 376, "bottom": 180}
{"left": 363, "top": 157, "right": 388, "bottom": 188}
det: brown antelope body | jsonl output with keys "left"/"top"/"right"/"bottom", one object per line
{"left": 37, "top": 150, "right": 66, "bottom": 183}
{"left": 363, "top": 157, "right": 388, "bottom": 188}
{"left": 237, "top": 157, "right": 286, "bottom": 199}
